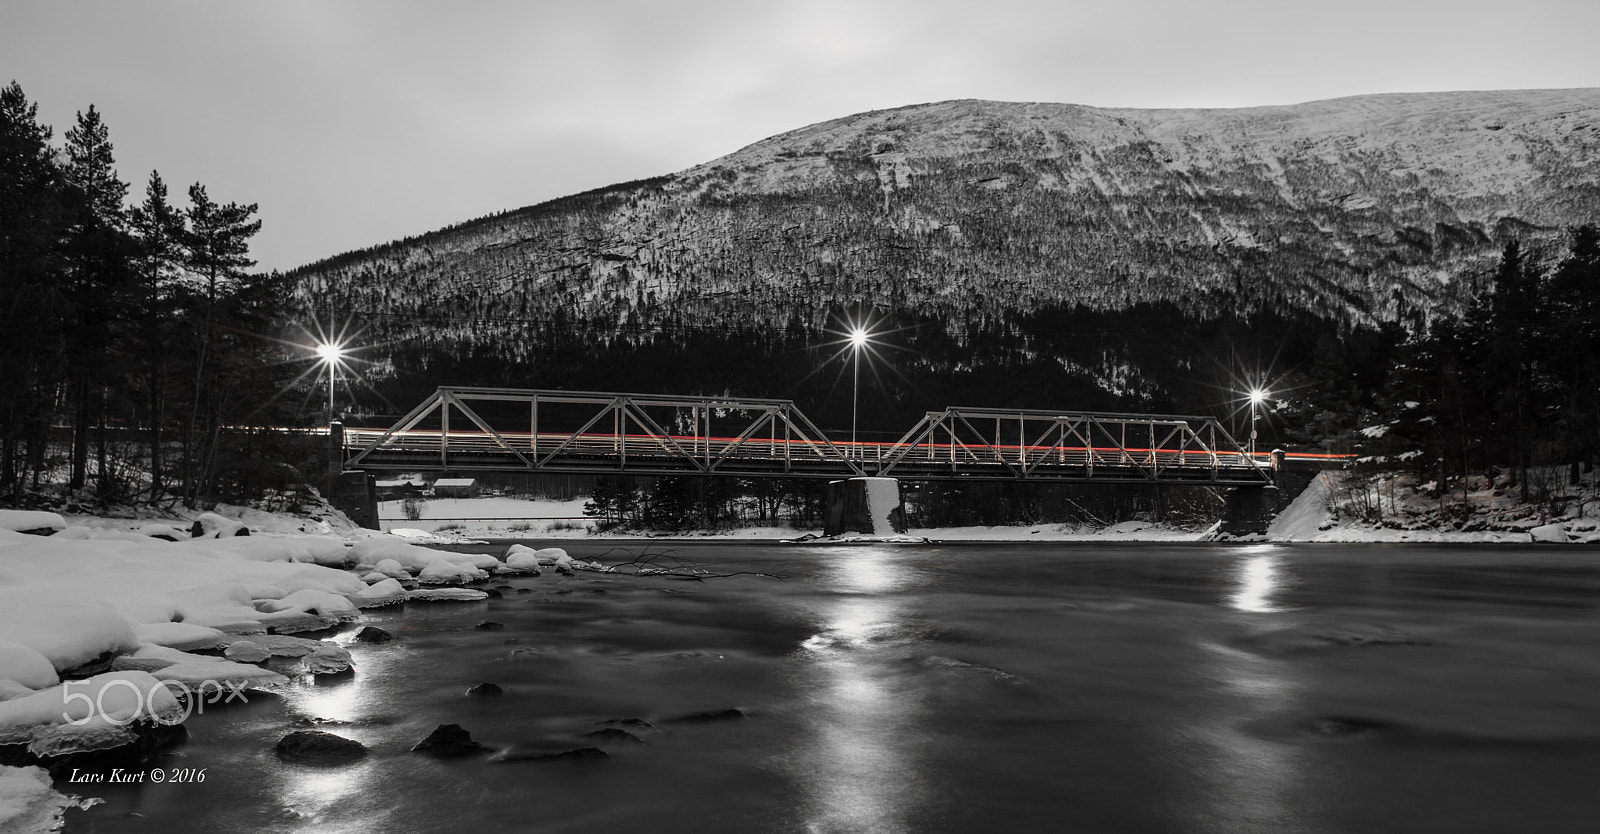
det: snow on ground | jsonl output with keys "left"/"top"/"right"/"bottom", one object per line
{"left": 0, "top": 504, "right": 523, "bottom": 800}
{"left": 1268, "top": 470, "right": 1600, "bottom": 543}
{"left": 0, "top": 765, "right": 97, "bottom": 833}
{"left": 377, "top": 496, "right": 594, "bottom": 536}
{"left": 929, "top": 520, "right": 1210, "bottom": 542}
{"left": 368, "top": 490, "right": 1600, "bottom": 544}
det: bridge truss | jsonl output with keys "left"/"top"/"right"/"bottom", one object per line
{"left": 342, "top": 387, "right": 1274, "bottom": 486}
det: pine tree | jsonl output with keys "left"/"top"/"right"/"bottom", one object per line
{"left": 0, "top": 81, "right": 69, "bottom": 492}
{"left": 177, "top": 183, "right": 262, "bottom": 505}
{"left": 128, "top": 171, "right": 187, "bottom": 498}
{"left": 61, "top": 105, "right": 134, "bottom": 492}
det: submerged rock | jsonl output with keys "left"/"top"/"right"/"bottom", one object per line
{"left": 662, "top": 707, "right": 748, "bottom": 724}
{"left": 275, "top": 730, "right": 368, "bottom": 765}
{"left": 601, "top": 718, "right": 657, "bottom": 731}
{"left": 583, "top": 728, "right": 644, "bottom": 745}
{"left": 410, "top": 724, "right": 493, "bottom": 757}
{"left": 489, "top": 746, "right": 608, "bottom": 764}
{"left": 474, "top": 621, "right": 505, "bottom": 631}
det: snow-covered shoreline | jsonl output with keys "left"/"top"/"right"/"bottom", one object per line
{"left": 0, "top": 507, "right": 588, "bottom": 833}
{"left": 373, "top": 490, "right": 1600, "bottom": 545}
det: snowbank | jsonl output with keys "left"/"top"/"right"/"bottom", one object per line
{"left": 0, "top": 671, "right": 181, "bottom": 749}
{"left": 0, "top": 765, "right": 96, "bottom": 833}
{"left": 0, "top": 511, "right": 65, "bottom": 534}
{"left": 0, "top": 509, "right": 496, "bottom": 767}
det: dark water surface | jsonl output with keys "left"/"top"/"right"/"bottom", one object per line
{"left": 64, "top": 543, "right": 1600, "bottom": 833}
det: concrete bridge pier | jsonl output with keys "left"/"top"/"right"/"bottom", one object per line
{"left": 824, "top": 477, "right": 908, "bottom": 537}
{"left": 328, "top": 470, "right": 380, "bottom": 530}
{"left": 326, "top": 421, "right": 380, "bottom": 529}
{"left": 1217, "top": 465, "right": 1318, "bottom": 537}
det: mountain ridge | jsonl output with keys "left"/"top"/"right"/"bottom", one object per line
{"left": 290, "top": 89, "right": 1599, "bottom": 369}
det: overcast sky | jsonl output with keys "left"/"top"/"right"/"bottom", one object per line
{"left": 5, "top": 0, "right": 1597, "bottom": 272}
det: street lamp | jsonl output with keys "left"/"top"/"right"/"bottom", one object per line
{"left": 1248, "top": 387, "right": 1268, "bottom": 459}
{"left": 849, "top": 327, "right": 870, "bottom": 454}
{"left": 313, "top": 340, "right": 347, "bottom": 418}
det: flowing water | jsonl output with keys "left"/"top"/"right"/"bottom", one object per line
{"left": 62, "top": 542, "right": 1600, "bottom": 833}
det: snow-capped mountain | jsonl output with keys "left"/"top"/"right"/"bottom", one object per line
{"left": 289, "top": 90, "right": 1598, "bottom": 419}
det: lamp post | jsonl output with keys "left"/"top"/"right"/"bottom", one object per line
{"left": 314, "top": 341, "right": 347, "bottom": 418}
{"left": 849, "top": 327, "right": 869, "bottom": 457}
{"left": 1248, "top": 387, "right": 1268, "bottom": 460}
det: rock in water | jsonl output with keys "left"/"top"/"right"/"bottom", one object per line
{"left": 474, "top": 621, "right": 505, "bottom": 631}
{"left": 466, "top": 682, "right": 504, "bottom": 698}
{"left": 275, "top": 731, "right": 368, "bottom": 765}
{"left": 583, "top": 728, "right": 645, "bottom": 745}
{"left": 352, "top": 626, "right": 395, "bottom": 643}
{"left": 223, "top": 640, "right": 271, "bottom": 663}
{"left": 301, "top": 644, "right": 354, "bottom": 676}
{"left": 411, "top": 724, "right": 493, "bottom": 757}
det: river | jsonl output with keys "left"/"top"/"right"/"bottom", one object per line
{"left": 62, "top": 542, "right": 1600, "bottom": 833}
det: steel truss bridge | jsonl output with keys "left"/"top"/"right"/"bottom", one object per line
{"left": 338, "top": 387, "right": 1338, "bottom": 487}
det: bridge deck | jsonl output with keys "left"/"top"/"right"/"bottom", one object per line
{"left": 339, "top": 387, "right": 1329, "bottom": 485}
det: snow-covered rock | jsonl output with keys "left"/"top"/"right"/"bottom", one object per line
{"left": 255, "top": 589, "right": 360, "bottom": 632}
{"left": 222, "top": 640, "right": 270, "bottom": 663}
{"left": 416, "top": 561, "right": 487, "bottom": 585}
{"left": 502, "top": 544, "right": 544, "bottom": 575}
{"left": 350, "top": 539, "right": 470, "bottom": 575}
{"left": 0, "top": 601, "right": 139, "bottom": 675}
{"left": 407, "top": 588, "right": 489, "bottom": 602}
{"left": 0, "top": 671, "right": 181, "bottom": 748}
{"left": 0, "top": 511, "right": 65, "bottom": 534}
{"left": 0, "top": 680, "right": 36, "bottom": 702}
{"left": 354, "top": 578, "right": 407, "bottom": 608}
{"left": 0, "top": 765, "right": 97, "bottom": 832}
{"left": 115, "top": 645, "right": 288, "bottom": 690}
{"left": 1529, "top": 523, "right": 1570, "bottom": 544}
{"left": 373, "top": 558, "right": 411, "bottom": 579}
{"left": 301, "top": 643, "right": 352, "bottom": 675}
{"left": 225, "top": 634, "right": 323, "bottom": 658}
{"left": 136, "top": 622, "right": 228, "bottom": 652}
{"left": 0, "top": 641, "right": 58, "bottom": 691}
{"left": 190, "top": 512, "right": 249, "bottom": 538}
{"left": 136, "top": 523, "right": 189, "bottom": 541}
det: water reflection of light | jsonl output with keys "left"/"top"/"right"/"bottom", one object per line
{"left": 280, "top": 762, "right": 371, "bottom": 833}
{"left": 793, "top": 547, "right": 923, "bottom": 833}
{"left": 281, "top": 631, "right": 389, "bottom": 723}
{"left": 1232, "top": 554, "right": 1283, "bottom": 613}
{"left": 1190, "top": 546, "right": 1304, "bottom": 827}
{"left": 832, "top": 547, "right": 912, "bottom": 594}
{"left": 295, "top": 679, "right": 362, "bottom": 723}
{"left": 802, "top": 597, "right": 893, "bottom": 652}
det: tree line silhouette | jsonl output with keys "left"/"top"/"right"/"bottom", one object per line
{"left": 0, "top": 81, "right": 310, "bottom": 507}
